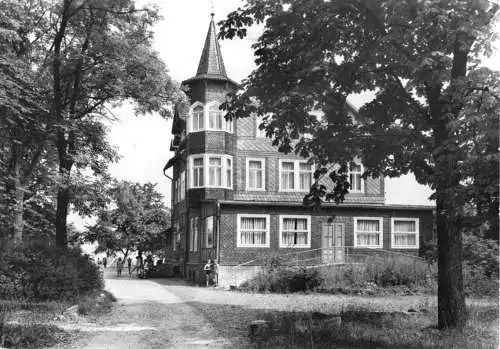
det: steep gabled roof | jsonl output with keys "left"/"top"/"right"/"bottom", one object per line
{"left": 183, "top": 14, "right": 237, "bottom": 86}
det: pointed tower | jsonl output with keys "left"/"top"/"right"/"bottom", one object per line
{"left": 182, "top": 14, "right": 237, "bottom": 102}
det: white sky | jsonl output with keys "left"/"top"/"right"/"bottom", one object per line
{"left": 80, "top": 0, "right": 497, "bottom": 226}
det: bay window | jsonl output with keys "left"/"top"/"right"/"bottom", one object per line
{"left": 237, "top": 214, "right": 270, "bottom": 247}
{"left": 354, "top": 217, "right": 383, "bottom": 248}
{"left": 188, "top": 101, "right": 233, "bottom": 133}
{"left": 279, "top": 215, "right": 311, "bottom": 248}
{"left": 188, "top": 154, "right": 233, "bottom": 189}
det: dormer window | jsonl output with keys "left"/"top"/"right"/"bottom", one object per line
{"left": 188, "top": 101, "right": 233, "bottom": 133}
{"left": 348, "top": 161, "right": 364, "bottom": 193}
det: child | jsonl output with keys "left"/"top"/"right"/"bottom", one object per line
{"left": 203, "top": 259, "right": 212, "bottom": 286}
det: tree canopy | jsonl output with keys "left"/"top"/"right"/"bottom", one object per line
{"left": 218, "top": 0, "right": 499, "bottom": 329}
{"left": 82, "top": 181, "right": 171, "bottom": 258}
{"left": 0, "top": 0, "right": 180, "bottom": 246}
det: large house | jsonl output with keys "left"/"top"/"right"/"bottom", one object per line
{"left": 164, "top": 15, "right": 434, "bottom": 286}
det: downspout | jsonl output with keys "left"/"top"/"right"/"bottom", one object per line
{"left": 162, "top": 169, "right": 173, "bottom": 261}
{"left": 216, "top": 200, "right": 221, "bottom": 263}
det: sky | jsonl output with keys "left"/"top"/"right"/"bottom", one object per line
{"left": 71, "top": 0, "right": 497, "bottom": 229}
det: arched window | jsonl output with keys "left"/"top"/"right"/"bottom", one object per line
{"left": 192, "top": 105, "right": 204, "bottom": 132}
{"left": 207, "top": 102, "right": 232, "bottom": 132}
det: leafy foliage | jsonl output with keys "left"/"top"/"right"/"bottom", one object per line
{"left": 82, "top": 180, "right": 171, "bottom": 257}
{"left": 0, "top": 0, "right": 180, "bottom": 246}
{"left": 0, "top": 242, "right": 103, "bottom": 301}
{"left": 219, "top": 0, "right": 499, "bottom": 328}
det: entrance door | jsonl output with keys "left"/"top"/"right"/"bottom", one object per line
{"left": 321, "top": 223, "right": 345, "bottom": 264}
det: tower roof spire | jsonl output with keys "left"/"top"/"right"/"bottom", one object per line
{"left": 183, "top": 14, "right": 236, "bottom": 86}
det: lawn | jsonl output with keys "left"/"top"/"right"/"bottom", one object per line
{"left": 180, "top": 285, "right": 499, "bottom": 349}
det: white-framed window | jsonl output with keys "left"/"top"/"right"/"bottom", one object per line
{"left": 299, "top": 162, "right": 313, "bottom": 190}
{"left": 279, "top": 160, "right": 314, "bottom": 192}
{"left": 354, "top": 217, "right": 383, "bottom": 248}
{"left": 226, "top": 158, "right": 232, "bottom": 187}
{"left": 348, "top": 161, "right": 364, "bottom": 193}
{"left": 208, "top": 103, "right": 223, "bottom": 129}
{"left": 279, "top": 215, "right": 311, "bottom": 248}
{"left": 205, "top": 216, "right": 214, "bottom": 248}
{"left": 192, "top": 157, "right": 204, "bottom": 187}
{"left": 188, "top": 154, "right": 233, "bottom": 189}
{"left": 173, "top": 171, "right": 186, "bottom": 203}
{"left": 187, "top": 101, "right": 233, "bottom": 133}
{"left": 208, "top": 157, "right": 222, "bottom": 187}
{"left": 237, "top": 214, "right": 270, "bottom": 248}
{"left": 246, "top": 158, "right": 265, "bottom": 191}
{"left": 391, "top": 218, "right": 419, "bottom": 249}
{"left": 280, "top": 161, "right": 295, "bottom": 190}
{"left": 190, "top": 217, "right": 199, "bottom": 252}
{"left": 179, "top": 171, "right": 185, "bottom": 201}
{"left": 190, "top": 103, "right": 204, "bottom": 132}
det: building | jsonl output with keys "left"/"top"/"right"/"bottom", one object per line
{"left": 163, "top": 15, "right": 434, "bottom": 286}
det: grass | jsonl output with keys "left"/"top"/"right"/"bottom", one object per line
{"left": 255, "top": 302, "right": 499, "bottom": 349}
{"left": 0, "top": 291, "right": 116, "bottom": 348}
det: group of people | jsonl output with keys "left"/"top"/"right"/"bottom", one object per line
{"left": 203, "top": 258, "right": 218, "bottom": 286}
{"left": 96, "top": 256, "right": 107, "bottom": 268}
{"left": 115, "top": 256, "right": 134, "bottom": 277}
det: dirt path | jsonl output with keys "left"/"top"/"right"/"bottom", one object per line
{"left": 58, "top": 275, "right": 238, "bottom": 349}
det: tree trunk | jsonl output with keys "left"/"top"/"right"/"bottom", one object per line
{"left": 55, "top": 137, "right": 73, "bottom": 249}
{"left": 55, "top": 184, "right": 70, "bottom": 248}
{"left": 436, "top": 192, "right": 467, "bottom": 328}
{"left": 13, "top": 183, "right": 25, "bottom": 244}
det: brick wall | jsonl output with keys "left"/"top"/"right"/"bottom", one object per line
{"left": 217, "top": 205, "right": 433, "bottom": 266}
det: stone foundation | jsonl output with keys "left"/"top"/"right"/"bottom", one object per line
{"left": 217, "top": 265, "right": 263, "bottom": 287}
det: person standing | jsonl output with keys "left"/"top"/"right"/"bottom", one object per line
{"left": 211, "top": 259, "right": 219, "bottom": 287}
{"left": 127, "top": 257, "right": 132, "bottom": 276}
{"left": 136, "top": 252, "right": 144, "bottom": 277}
{"left": 116, "top": 257, "right": 123, "bottom": 277}
{"left": 102, "top": 256, "right": 107, "bottom": 269}
{"left": 203, "top": 259, "right": 212, "bottom": 286}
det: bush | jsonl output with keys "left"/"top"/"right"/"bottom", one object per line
{"left": 0, "top": 242, "right": 103, "bottom": 301}
{"left": 365, "top": 255, "right": 431, "bottom": 287}
{"left": 240, "top": 267, "right": 323, "bottom": 293}
{"left": 318, "top": 255, "right": 435, "bottom": 295}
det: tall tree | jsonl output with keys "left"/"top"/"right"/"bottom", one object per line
{"left": 82, "top": 181, "right": 171, "bottom": 259}
{"left": 0, "top": 11, "right": 52, "bottom": 243}
{"left": 218, "top": 0, "right": 499, "bottom": 329}
{"left": 0, "top": 0, "right": 178, "bottom": 247}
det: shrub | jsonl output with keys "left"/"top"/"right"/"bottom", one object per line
{"left": 318, "top": 255, "right": 435, "bottom": 294}
{"left": 365, "top": 255, "right": 431, "bottom": 287}
{"left": 0, "top": 242, "right": 103, "bottom": 301}
{"left": 240, "top": 267, "right": 323, "bottom": 293}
